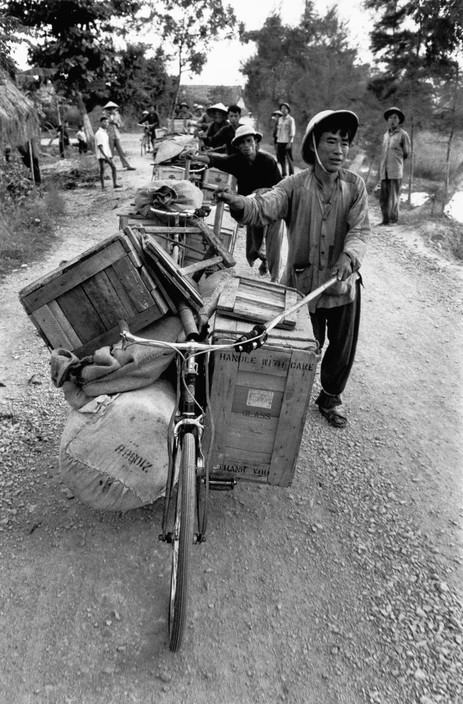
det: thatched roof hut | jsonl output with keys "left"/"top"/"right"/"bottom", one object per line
{"left": 0, "top": 70, "right": 40, "bottom": 147}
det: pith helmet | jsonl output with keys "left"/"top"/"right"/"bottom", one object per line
{"left": 384, "top": 107, "right": 405, "bottom": 123}
{"left": 231, "top": 124, "right": 263, "bottom": 146}
{"left": 207, "top": 102, "right": 228, "bottom": 116}
{"left": 301, "top": 109, "right": 359, "bottom": 164}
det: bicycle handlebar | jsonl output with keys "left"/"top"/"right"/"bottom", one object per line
{"left": 119, "top": 275, "right": 338, "bottom": 356}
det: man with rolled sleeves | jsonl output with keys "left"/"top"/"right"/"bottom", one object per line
{"left": 214, "top": 110, "right": 370, "bottom": 428}
{"left": 379, "top": 107, "right": 410, "bottom": 225}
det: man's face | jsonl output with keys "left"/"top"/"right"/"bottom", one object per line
{"left": 388, "top": 113, "right": 400, "bottom": 130}
{"left": 214, "top": 110, "right": 226, "bottom": 123}
{"left": 101, "top": 118, "right": 109, "bottom": 130}
{"left": 228, "top": 111, "right": 240, "bottom": 127}
{"left": 236, "top": 135, "right": 257, "bottom": 159}
{"left": 315, "top": 129, "right": 350, "bottom": 173}
{"left": 280, "top": 105, "right": 289, "bottom": 117}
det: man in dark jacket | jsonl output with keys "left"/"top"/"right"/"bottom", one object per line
{"left": 201, "top": 104, "right": 242, "bottom": 154}
{"left": 187, "top": 124, "right": 283, "bottom": 281}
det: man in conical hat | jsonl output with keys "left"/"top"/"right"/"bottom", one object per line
{"left": 378, "top": 107, "right": 410, "bottom": 225}
{"left": 215, "top": 109, "right": 370, "bottom": 429}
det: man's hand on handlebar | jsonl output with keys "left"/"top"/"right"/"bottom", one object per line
{"left": 213, "top": 187, "right": 242, "bottom": 209}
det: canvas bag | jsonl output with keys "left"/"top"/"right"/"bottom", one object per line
{"left": 59, "top": 380, "right": 175, "bottom": 512}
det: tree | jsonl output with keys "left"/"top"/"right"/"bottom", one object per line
{"left": 240, "top": 5, "right": 369, "bottom": 142}
{"left": 105, "top": 44, "right": 174, "bottom": 118}
{"left": 365, "top": 0, "right": 463, "bottom": 200}
{"left": 145, "top": 0, "right": 236, "bottom": 118}
{"left": 3, "top": 0, "right": 143, "bottom": 146}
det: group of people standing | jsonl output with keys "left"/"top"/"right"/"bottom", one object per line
{"left": 50, "top": 97, "right": 411, "bottom": 431}
{"left": 190, "top": 102, "right": 410, "bottom": 430}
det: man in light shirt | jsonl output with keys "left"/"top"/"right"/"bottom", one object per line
{"left": 276, "top": 102, "right": 296, "bottom": 176}
{"left": 95, "top": 116, "right": 121, "bottom": 190}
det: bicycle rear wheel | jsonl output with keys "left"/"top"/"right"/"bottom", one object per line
{"left": 169, "top": 431, "right": 196, "bottom": 651}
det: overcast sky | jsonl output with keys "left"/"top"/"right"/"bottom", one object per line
{"left": 182, "top": 0, "right": 374, "bottom": 86}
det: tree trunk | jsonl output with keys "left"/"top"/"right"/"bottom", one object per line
{"left": 407, "top": 116, "right": 414, "bottom": 205}
{"left": 75, "top": 90, "right": 95, "bottom": 151}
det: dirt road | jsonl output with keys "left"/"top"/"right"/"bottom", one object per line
{"left": 0, "top": 134, "right": 462, "bottom": 704}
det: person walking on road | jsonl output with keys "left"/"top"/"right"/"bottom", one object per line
{"left": 215, "top": 110, "right": 370, "bottom": 429}
{"left": 95, "top": 116, "right": 122, "bottom": 190}
{"left": 186, "top": 124, "right": 284, "bottom": 282}
{"left": 378, "top": 107, "right": 410, "bottom": 225}
{"left": 276, "top": 102, "right": 296, "bottom": 176}
{"left": 103, "top": 101, "right": 136, "bottom": 171}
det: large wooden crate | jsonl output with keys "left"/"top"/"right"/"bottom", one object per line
{"left": 19, "top": 232, "right": 170, "bottom": 358}
{"left": 205, "top": 287, "right": 319, "bottom": 487}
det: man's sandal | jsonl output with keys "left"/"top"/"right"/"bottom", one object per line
{"left": 318, "top": 406, "right": 347, "bottom": 428}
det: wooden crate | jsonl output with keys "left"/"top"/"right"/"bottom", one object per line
{"left": 202, "top": 167, "right": 236, "bottom": 189}
{"left": 216, "top": 276, "right": 298, "bottom": 330}
{"left": 19, "top": 232, "right": 170, "bottom": 358}
{"left": 205, "top": 301, "right": 319, "bottom": 487}
{"left": 152, "top": 164, "right": 186, "bottom": 181}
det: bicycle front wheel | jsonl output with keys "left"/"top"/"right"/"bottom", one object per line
{"left": 169, "top": 431, "right": 196, "bottom": 651}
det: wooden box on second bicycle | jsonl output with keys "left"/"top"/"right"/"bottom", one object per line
{"left": 205, "top": 277, "right": 319, "bottom": 488}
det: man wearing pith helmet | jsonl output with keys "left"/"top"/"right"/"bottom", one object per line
{"left": 378, "top": 107, "right": 411, "bottom": 225}
{"left": 186, "top": 124, "right": 283, "bottom": 282}
{"left": 216, "top": 109, "right": 370, "bottom": 428}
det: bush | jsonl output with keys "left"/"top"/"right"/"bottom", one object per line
{"left": 413, "top": 131, "right": 463, "bottom": 181}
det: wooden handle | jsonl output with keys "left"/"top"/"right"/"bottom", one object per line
{"left": 191, "top": 217, "right": 236, "bottom": 268}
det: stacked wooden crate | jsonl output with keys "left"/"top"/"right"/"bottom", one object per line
{"left": 205, "top": 277, "right": 319, "bottom": 488}
{"left": 19, "top": 232, "right": 170, "bottom": 358}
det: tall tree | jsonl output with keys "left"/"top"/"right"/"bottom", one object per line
{"left": 241, "top": 5, "right": 369, "bottom": 141}
{"left": 3, "top": 0, "right": 143, "bottom": 145}
{"left": 145, "top": 0, "right": 236, "bottom": 118}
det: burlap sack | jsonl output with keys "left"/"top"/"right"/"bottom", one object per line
{"left": 59, "top": 380, "right": 175, "bottom": 512}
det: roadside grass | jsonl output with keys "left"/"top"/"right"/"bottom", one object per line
{"left": 0, "top": 151, "right": 99, "bottom": 281}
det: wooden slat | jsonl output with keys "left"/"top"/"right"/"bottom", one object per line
{"left": 268, "top": 348, "right": 318, "bottom": 487}
{"left": 47, "top": 300, "right": 83, "bottom": 349}
{"left": 81, "top": 271, "right": 129, "bottom": 330}
{"left": 30, "top": 304, "right": 75, "bottom": 350}
{"left": 111, "top": 256, "right": 154, "bottom": 312}
{"left": 20, "top": 240, "right": 127, "bottom": 312}
{"left": 57, "top": 285, "right": 106, "bottom": 342}
{"left": 216, "top": 277, "right": 240, "bottom": 312}
{"left": 73, "top": 304, "right": 167, "bottom": 358}
{"left": 205, "top": 349, "right": 240, "bottom": 468}
{"left": 105, "top": 266, "right": 139, "bottom": 318}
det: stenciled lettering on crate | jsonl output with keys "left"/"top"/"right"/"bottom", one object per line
{"left": 204, "top": 283, "right": 319, "bottom": 488}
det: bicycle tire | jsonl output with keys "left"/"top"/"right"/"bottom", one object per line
{"left": 169, "top": 431, "right": 196, "bottom": 651}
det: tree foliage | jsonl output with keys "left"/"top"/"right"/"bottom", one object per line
{"left": 3, "top": 0, "right": 141, "bottom": 97}
{"left": 143, "top": 0, "right": 236, "bottom": 114}
{"left": 240, "top": 4, "right": 369, "bottom": 137}
{"left": 106, "top": 44, "right": 174, "bottom": 117}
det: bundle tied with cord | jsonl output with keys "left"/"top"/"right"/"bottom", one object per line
{"left": 133, "top": 179, "right": 204, "bottom": 223}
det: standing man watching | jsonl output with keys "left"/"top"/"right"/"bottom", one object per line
{"left": 95, "top": 116, "right": 121, "bottom": 190}
{"left": 186, "top": 124, "right": 283, "bottom": 282}
{"left": 276, "top": 102, "right": 296, "bottom": 176}
{"left": 378, "top": 107, "right": 410, "bottom": 225}
{"left": 103, "top": 101, "right": 136, "bottom": 171}
{"left": 215, "top": 110, "right": 369, "bottom": 428}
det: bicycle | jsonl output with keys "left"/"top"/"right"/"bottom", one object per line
{"left": 138, "top": 124, "right": 151, "bottom": 155}
{"left": 119, "top": 273, "right": 337, "bottom": 651}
